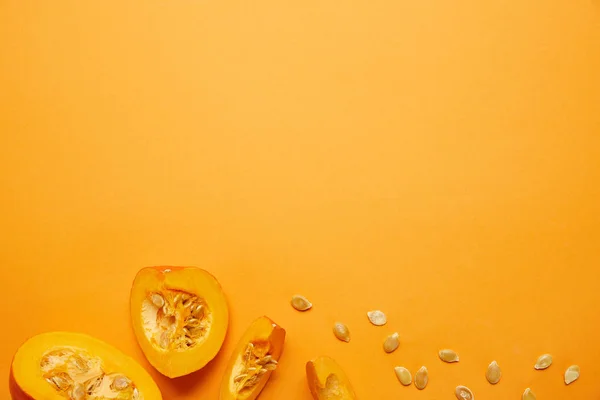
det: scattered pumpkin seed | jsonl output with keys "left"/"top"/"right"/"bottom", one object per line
{"left": 564, "top": 365, "right": 580, "bottom": 385}
{"left": 383, "top": 332, "right": 400, "bottom": 353}
{"left": 485, "top": 360, "right": 501, "bottom": 384}
{"left": 534, "top": 354, "right": 552, "bottom": 370}
{"left": 290, "top": 295, "right": 313, "bottom": 311}
{"left": 439, "top": 349, "right": 459, "bottom": 363}
{"left": 394, "top": 366, "right": 411, "bottom": 386}
{"left": 522, "top": 388, "right": 536, "bottom": 400}
{"left": 414, "top": 366, "right": 428, "bottom": 390}
{"left": 367, "top": 310, "right": 387, "bottom": 326}
{"left": 333, "top": 322, "right": 350, "bottom": 342}
{"left": 455, "top": 385, "right": 474, "bottom": 400}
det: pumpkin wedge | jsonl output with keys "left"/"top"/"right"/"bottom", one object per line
{"left": 9, "top": 331, "right": 161, "bottom": 400}
{"left": 130, "top": 266, "right": 229, "bottom": 377}
{"left": 220, "top": 316, "right": 285, "bottom": 400}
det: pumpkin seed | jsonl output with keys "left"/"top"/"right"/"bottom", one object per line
{"left": 414, "top": 366, "right": 428, "bottom": 390}
{"left": 367, "top": 310, "right": 387, "bottom": 326}
{"left": 383, "top": 332, "right": 400, "bottom": 353}
{"left": 263, "top": 362, "right": 277, "bottom": 371}
{"left": 455, "top": 385, "right": 474, "bottom": 400}
{"left": 47, "top": 373, "right": 72, "bottom": 392}
{"left": 234, "top": 374, "right": 247, "bottom": 383}
{"left": 84, "top": 375, "right": 103, "bottom": 395}
{"left": 485, "top": 360, "right": 501, "bottom": 384}
{"left": 69, "top": 383, "right": 85, "bottom": 400}
{"left": 439, "top": 349, "right": 459, "bottom": 363}
{"left": 534, "top": 354, "right": 552, "bottom": 370}
{"left": 291, "top": 295, "right": 313, "bottom": 311}
{"left": 111, "top": 375, "right": 131, "bottom": 391}
{"left": 564, "top": 365, "right": 580, "bottom": 385}
{"left": 394, "top": 366, "right": 412, "bottom": 386}
{"left": 333, "top": 322, "right": 350, "bottom": 342}
{"left": 522, "top": 388, "right": 536, "bottom": 400}
{"left": 150, "top": 293, "right": 165, "bottom": 308}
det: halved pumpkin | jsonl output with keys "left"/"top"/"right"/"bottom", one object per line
{"left": 306, "top": 356, "right": 357, "bottom": 400}
{"left": 130, "top": 266, "right": 229, "bottom": 378}
{"left": 220, "top": 316, "right": 286, "bottom": 400}
{"left": 9, "top": 331, "right": 161, "bottom": 400}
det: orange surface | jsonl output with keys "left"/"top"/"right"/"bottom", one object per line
{"left": 1, "top": 1, "right": 599, "bottom": 399}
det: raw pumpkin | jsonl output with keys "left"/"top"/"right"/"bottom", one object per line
{"left": 220, "top": 316, "right": 286, "bottom": 400}
{"left": 9, "top": 331, "right": 161, "bottom": 400}
{"left": 306, "top": 356, "right": 357, "bottom": 400}
{"left": 130, "top": 266, "right": 229, "bottom": 378}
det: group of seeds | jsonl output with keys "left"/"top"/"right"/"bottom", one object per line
{"left": 233, "top": 342, "right": 278, "bottom": 393}
{"left": 146, "top": 289, "right": 209, "bottom": 351}
{"left": 290, "top": 295, "right": 581, "bottom": 398}
{"left": 40, "top": 347, "right": 139, "bottom": 400}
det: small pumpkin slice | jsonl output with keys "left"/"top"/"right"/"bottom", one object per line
{"left": 9, "top": 331, "right": 161, "bottom": 400}
{"left": 220, "top": 316, "right": 286, "bottom": 400}
{"left": 306, "top": 356, "right": 357, "bottom": 400}
{"left": 130, "top": 266, "right": 229, "bottom": 377}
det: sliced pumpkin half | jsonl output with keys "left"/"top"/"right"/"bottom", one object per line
{"left": 306, "top": 356, "right": 357, "bottom": 400}
{"left": 9, "top": 331, "right": 161, "bottom": 400}
{"left": 130, "top": 266, "right": 229, "bottom": 378}
{"left": 220, "top": 316, "right": 286, "bottom": 400}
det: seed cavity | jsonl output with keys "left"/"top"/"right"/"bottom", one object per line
{"left": 439, "top": 349, "right": 459, "bottom": 363}
{"left": 394, "top": 366, "right": 411, "bottom": 386}
{"left": 485, "top": 360, "right": 501, "bottom": 384}
{"left": 522, "top": 388, "right": 536, "bottom": 400}
{"left": 367, "top": 310, "right": 387, "bottom": 326}
{"left": 534, "top": 354, "right": 552, "bottom": 370}
{"left": 414, "top": 366, "right": 428, "bottom": 390}
{"left": 564, "top": 365, "right": 580, "bottom": 385}
{"left": 455, "top": 385, "right": 474, "bottom": 400}
{"left": 144, "top": 289, "right": 210, "bottom": 351}
{"left": 233, "top": 342, "right": 278, "bottom": 392}
{"left": 40, "top": 346, "right": 139, "bottom": 400}
{"left": 333, "top": 322, "right": 350, "bottom": 342}
{"left": 383, "top": 332, "right": 399, "bottom": 353}
{"left": 290, "top": 295, "right": 313, "bottom": 311}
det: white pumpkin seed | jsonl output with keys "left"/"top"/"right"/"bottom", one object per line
{"left": 455, "top": 385, "right": 474, "bottom": 400}
{"left": 383, "top": 332, "right": 400, "bottom": 353}
{"left": 522, "top": 388, "right": 536, "bottom": 400}
{"left": 150, "top": 293, "right": 165, "bottom": 308}
{"left": 290, "top": 295, "right": 312, "bottom": 311}
{"left": 333, "top": 322, "right": 350, "bottom": 342}
{"left": 534, "top": 354, "right": 552, "bottom": 370}
{"left": 394, "top": 366, "right": 411, "bottom": 386}
{"left": 564, "top": 365, "right": 580, "bottom": 385}
{"left": 367, "top": 310, "right": 387, "bottom": 326}
{"left": 439, "top": 349, "right": 459, "bottom": 363}
{"left": 414, "top": 366, "right": 428, "bottom": 390}
{"left": 485, "top": 360, "right": 501, "bottom": 384}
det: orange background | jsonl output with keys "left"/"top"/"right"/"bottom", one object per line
{"left": 1, "top": 1, "right": 599, "bottom": 399}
